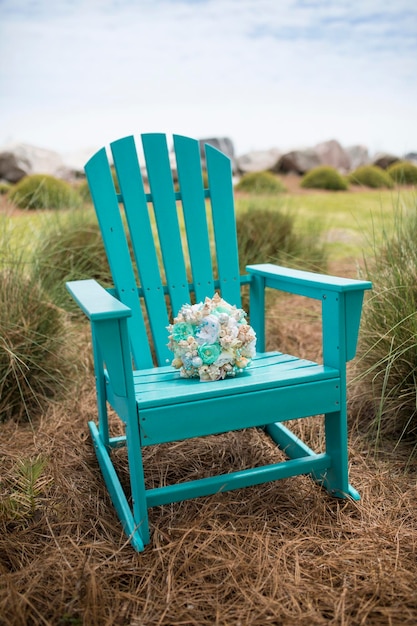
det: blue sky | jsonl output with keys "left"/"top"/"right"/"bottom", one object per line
{"left": 1, "top": 0, "right": 416, "bottom": 159}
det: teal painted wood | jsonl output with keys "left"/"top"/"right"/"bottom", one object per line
{"left": 146, "top": 453, "right": 331, "bottom": 507}
{"left": 110, "top": 136, "right": 171, "bottom": 365}
{"left": 141, "top": 133, "right": 190, "bottom": 316}
{"left": 65, "top": 132, "right": 372, "bottom": 552}
{"left": 84, "top": 151, "right": 153, "bottom": 369}
{"left": 174, "top": 135, "right": 215, "bottom": 303}
{"left": 132, "top": 353, "right": 337, "bottom": 408}
{"left": 206, "top": 144, "right": 242, "bottom": 306}
{"left": 89, "top": 421, "right": 145, "bottom": 551}
{"left": 137, "top": 378, "right": 340, "bottom": 445}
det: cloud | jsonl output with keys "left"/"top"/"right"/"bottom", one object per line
{"left": 0, "top": 0, "right": 416, "bottom": 156}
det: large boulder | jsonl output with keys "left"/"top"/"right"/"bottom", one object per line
{"left": 0, "top": 143, "right": 69, "bottom": 183}
{"left": 373, "top": 152, "right": 400, "bottom": 169}
{"left": 345, "top": 145, "right": 370, "bottom": 170}
{"left": 314, "top": 139, "right": 351, "bottom": 172}
{"left": 236, "top": 148, "right": 281, "bottom": 174}
{"left": 274, "top": 148, "right": 321, "bottom": 175}
{"left": 404, "top": 152, "right": 417, "bottom": 165}
{"left": 198, "top": 137, "right": 236, "bottom": 171}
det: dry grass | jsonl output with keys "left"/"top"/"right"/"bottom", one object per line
{"left": 2, "top": 268, "right": 417, "bottom": 626}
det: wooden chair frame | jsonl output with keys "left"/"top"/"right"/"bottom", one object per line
{"left": 67, "top": 133, "right": 371, "bottom": 551}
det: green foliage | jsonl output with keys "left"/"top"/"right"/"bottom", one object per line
{"left": 348, "top": 165, "right": 394, "bottom": 189}
{"left": 32, "top": 209, "right": 112, "bottom": 312}
{"left": 8, "top": 174, "right": 83, "bottom": 210}
{"left": 76, "top": 179, "right": 92, "bottom": 203}
{"left": 236, "top": 201, "right": 327, "bottom": 274}
{"left": 235, "top": 171, "right": 286, "bottom": 195}
{"left": 301, "top": 166, "right": 348, "bottom": 191}
{"left": 0, "top": 181, "right": 12, "bottom": 195}
{"left": 0, "top": 455, "right": 52, "bottom": 524}
{"left": 387, "top": 161, "right": 417, "bottom": 185}
{"left": 0, "top": 221, "right": 70, "bottom": 422}
{"left": 354, "top": 202, "right": 417, "bottom": 454}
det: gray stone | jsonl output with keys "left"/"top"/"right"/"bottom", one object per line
{"left": 0, "top": 142, "right": 68, "bottom": 182}
{"left": 345, "top": 145, "right": 370, "bottom": 170}
{"left": 236, "top": 148, "right": 281, "bottom": 174}
{"left": 373, "top": 152, "right": 400, "bottom": 169}
{"left": 274, "top": 148, "right": 321, "bottom": 175}
{"left": 404, "top": 152, "right": 417, "bottom": 165}
{"left": 199, "top": 137, "right": 236, "bottom": 171}
{"left": 314, "top": 139, "right": 351, "bottom": 172}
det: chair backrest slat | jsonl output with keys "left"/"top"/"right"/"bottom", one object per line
{"left": 174, "top": 134, "right": 215, "bottom": 303}
{"left": 142, "top": 133, "right": 190, "bottom": 316}
{"left": 111, "top": 136, "right": 171, "bottom": 365}
{"left": 206, "top": 144, "right": 242, "bottom": 307}
{"left": 85, "top": 148, "right": 153, "bottom": 369}
{"left": 86, "top": 133, "right": 244, "bottom": 368}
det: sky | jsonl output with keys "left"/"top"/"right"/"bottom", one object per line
{"left": 1, "top": 0, "right": 417, "bottom": 162}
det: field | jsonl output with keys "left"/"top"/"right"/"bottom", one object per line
{"left": 1, "top": 182, "right": 417, "bottom": 626}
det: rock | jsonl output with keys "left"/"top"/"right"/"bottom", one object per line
{"left": 373, "top": 152, "right": 400, "bottom": 169}
{"left": 314, "top": 139, "right": 351, "bottom": 172}
{"left": 236, "top": 148, "right": 281, "bottom": 174}
{"left": 273, "top": 148, "right": 321, "bottom": 175}
{"left": 345, "top": 145, "right": 370, "bottom": 170}
{"left": 0, "top": 143, "right": 68, "bottom": 183}
{"left": 198, "top": 137, "right": 236, "bottom": 171}
{"left": 404, "top": 152, "right": 417, "bottom": 165}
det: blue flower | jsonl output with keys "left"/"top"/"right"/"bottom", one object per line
{"left": 171, "top": 322, "right": 194, "bottom": 342}
{"left": 198, "top": 343, "right": 221, "bottom": 365}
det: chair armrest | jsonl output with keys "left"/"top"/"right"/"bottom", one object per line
{"left": 246, "top": 263, "right": 372, "bottom": 362}
{"left": 246, "top": 263, "right": 372, "bottom": 298}
{"left": 66, "top": 279, "right": 132, "bottom": 321}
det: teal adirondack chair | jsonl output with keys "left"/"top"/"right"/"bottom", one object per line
{"left": 66, "top": 133, "right": 371, "bottom": 552}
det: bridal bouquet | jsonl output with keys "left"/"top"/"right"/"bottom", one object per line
{"left": 167, "top": 293, "right": 256, "bottom": 382}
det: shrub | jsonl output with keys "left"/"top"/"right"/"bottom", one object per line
{"left": 0, "top": 228, "right": 70, "bottom": 421}
{"left": 33, "top": 209, "right": 111, "bottom": 312}
{"left": 8, "top": 174, "right": 82, "bottom": 210}
{"left": 236, "top": 202, "right": 327, "bottom": 274}
{"left": 348, "top": 165, "right": 394, "bottom": 189}
{"left": 353, "top": 204, "right": 417, "bottom": 452}
{"left": 387, "top": 161, "right": 417, "bottom": 185}
{"left": 235, "top": 171, "right": 286, "bottom": 195}
{"left": 0, "top": 181, "right": 12, "bottom": 195}
{"left": 300, "top": 166, "right": 348, "bottom": 191}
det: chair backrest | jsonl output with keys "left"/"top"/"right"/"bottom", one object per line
{"left": 85, "top": 134, "right": 245, "bottom": 369}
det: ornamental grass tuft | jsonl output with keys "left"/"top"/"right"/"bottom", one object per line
{"left": 348, "top": 165, "right": 394, "bottom": 189}
{"left": 32, "top": 209, "right": 112, "bottom": 312}
{"left": 8, "top": 174, "right": 83, "bottom": 210}
{"left": 301, "top": 166, "right": 348, "bottom": 191}
{"left": 353, "top": 197, "right": 417, "bottom": 455}
{"left": 387, "top": 161, "right": 417, "bottom": 186}
{"left": 235, "top": 171, "right": 286, "bottom": 194}
{"left": 0, "top": 219, "right": 70, "bottom": 422}
{"left": 236, "top": 202, "right": 327, "bottom": 274}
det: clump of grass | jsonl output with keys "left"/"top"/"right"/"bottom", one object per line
{"left": 0, "top": 181, "right": 12, "bottom": 195}
{"left": 0, "top": 222, "right": 70, "bottom": 422}
{"left": 8, "top": 174, "right": 82, "bottom": 210}
{"left": 348, "top": 165, "right": 394, "bottom": 189}
{"left": 301, "top": 166, "right": 348, "bottom": 191}
{"left": 32, "top": 209, "right": 111, "bottom": 312}
{"left": 353, "top": 198, "right": 417, "bottom": 453}
{"left": 0, "top": 455, "right": 52, "bottom": 525}
{"left": 236, "top": 201, "right": 327, "bottom": 274}
{"left": 387, "top": 161, "right": 417, "bottom": 185}
{"left": 235, "top": 171, "right": 286, "bottom": 194}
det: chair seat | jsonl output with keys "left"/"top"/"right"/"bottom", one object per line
{"left": 106, "top": 353, "right": 341, "bottom": 446}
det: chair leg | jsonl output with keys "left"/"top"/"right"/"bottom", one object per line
{"left": 320, "top": 410, "right": 360, "bottom": 500}
{"left": 89, "top": 421, "right": 149, "bottom": 551}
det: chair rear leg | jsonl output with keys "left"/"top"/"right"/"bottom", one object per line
{"left": 319, "top": 410, "right": 360, "bottom": 500}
